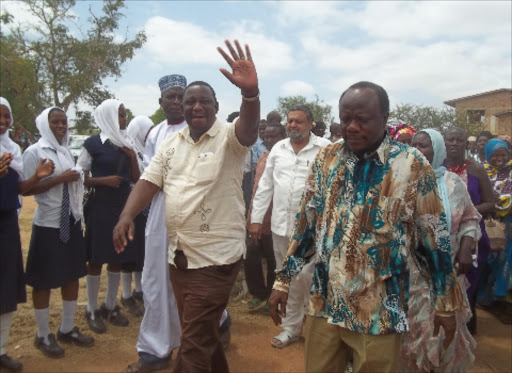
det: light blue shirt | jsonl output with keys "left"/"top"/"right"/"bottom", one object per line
{"left": 251, "top": 137, "right": 267, "bottom": 166}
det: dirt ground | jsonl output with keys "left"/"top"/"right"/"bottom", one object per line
{"left": 3, "top": 196, "right": 511, "bottom": 373}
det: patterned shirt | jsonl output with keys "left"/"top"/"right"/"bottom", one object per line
{"left": 273, "top": 136, "right": 461, "bottom": 335}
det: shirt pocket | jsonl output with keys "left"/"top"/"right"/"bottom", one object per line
{"left": 193, "top": 154, "right": 218, "bottom": 185}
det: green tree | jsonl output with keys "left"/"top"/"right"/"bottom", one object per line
{"left": 2, "top": 0, "right": 146, "bottom": 135}
{"left": 126, "top": 108, "right": 134, "bottom": 124}
{"left": 150, "top": 107, "right": 166, "bottom": 125}
{"left": 389, "top": 103, "right": 484, "bottom": 135}
{"left": 277, "top": 95, "right": 333, "bottom": 123}
{"left": 72, "top": 110, "right": 97, "bottom": 135}
{"left": 0, "top": 12, "right": 48, "bottom": 135}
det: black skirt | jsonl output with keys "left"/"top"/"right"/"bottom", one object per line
{"left": 85, "top": 187, "right": 138, "bottom": 265}
{"left": 0, "top": 209, "right": 26, "bottom": 314}
{"left": 25, "top": 218, "right": 87, "bottom": 289}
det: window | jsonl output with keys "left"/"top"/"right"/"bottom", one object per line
{"left": 466, "top": 110, "right": 486, "bottom": 123}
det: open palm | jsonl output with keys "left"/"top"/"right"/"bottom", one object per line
{"left": 218, "top": 40, "right": 258, "bottom": 95}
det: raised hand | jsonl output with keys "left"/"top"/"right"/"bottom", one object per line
{"left": 121, "top": 146, "right": 136, "bottom": 159}
{"left": 217, "top": 40, "right": 258, "bottom": 97}
{"left": 35, "top": 159, "right": 55, "bottom": 180}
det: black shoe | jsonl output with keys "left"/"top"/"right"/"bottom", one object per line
{"left": 57, "top": 326, "right": 95, "bottom": 347}
{"left": 0, "top": 354, "right": 23, "bottom": 372}
{"left": 85, "top": 309, "right": 107, "bottom": 334}
{"left": 132, "top": 290, "right": 144, "bottom": 304}
{"left": 33, "top": 333, "right": 65, "bottom": 359}
{"left": 100, "top": 303, "right": 129, "bottom": 327}
{"left": 121, "top": 296, "right": 144, "bottom": 317}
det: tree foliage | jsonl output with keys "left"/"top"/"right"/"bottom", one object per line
{"left": 389, "top": 103, "right": 484, "bottom": 135}
{"left": 150, "top": 107, "right": 166, "bottom": 125}
{"left": 1, "top": 0, "right": 146, "bottom": 135}
{"left": 72, "top": 110, "right": 97, "bottom": 135}
{"left": 277, "top": 95, "right": 333, "bottom": 123}
{"left": 0, "top": 13, "right": 48, "bottom": 135}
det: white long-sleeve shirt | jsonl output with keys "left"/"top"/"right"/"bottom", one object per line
{"left": 250, "top": 133, "right": 330, "bottom": 237}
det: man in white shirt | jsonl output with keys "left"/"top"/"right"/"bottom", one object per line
{"left": 249, "top": 105, "right": 331, "bottom": 349}
{"left": 114, "top": 40, "right": 259, "bottom": 373}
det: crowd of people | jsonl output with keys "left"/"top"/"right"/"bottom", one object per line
{"left": 0, "top": 39, "right": 511, "bottom": 373}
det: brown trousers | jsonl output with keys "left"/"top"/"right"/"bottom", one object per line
{"left": 169, "top": 253, "right": 241, "bottom": 373}
{"left": 304, "top": 316, "right": 401, "bottom": 373}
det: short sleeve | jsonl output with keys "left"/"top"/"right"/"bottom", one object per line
{"left": 140, "top": 139, "right": 165, "bottom": 189}
{"left": 21, "top": 146, "right": 39, "bottom": 181}
{"left": 77, "top": 148, "right": 93, "bottom": 171}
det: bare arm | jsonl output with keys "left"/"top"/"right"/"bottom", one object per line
{"left": 23, "top": 168, "right": 79, "bottom": 196}
{"left": 18, "top": 159, "right": 55, "bottom": 195}
{"left": 113, "top": 179, "right": 160, "bottom": 252}
{"left": 83, "top": 171, "right": 124, "bottom": 189}
{"left": 121, "top": 147, "right": 141, "bottom": 183}
{"left": 469, "top": 162, "right": 495, "bottom": 217}
{"left": 217, "top": 40, "right": 260, "bottom": 147}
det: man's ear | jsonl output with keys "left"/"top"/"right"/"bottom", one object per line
{"left": 215, "top": 101, "right": 219, "bottom": 114}
{"left": 382, "top": 111, "right": 389, "bottom": 125}
{"left": 159, "top": 97, "right": 163, "bottom": 106}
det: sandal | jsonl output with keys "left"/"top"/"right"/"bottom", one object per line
{"left": 123, "top": 359, "right": 169, "bottom": 373}
{"left": 270, "top": 330, "right": 300, "bottom": 349}
{"left": 247, "top": 297, "right": 267, "bottom": 311}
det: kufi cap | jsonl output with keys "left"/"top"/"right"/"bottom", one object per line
{"left": 158, "top": 74, "right": 187, "bottom": 93}
{"left": 468, "top": 136, "right": 477, "bottom": 142}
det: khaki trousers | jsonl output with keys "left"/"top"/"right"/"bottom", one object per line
{"left": 304, "top": 316, "right": 401, "bottom": 373}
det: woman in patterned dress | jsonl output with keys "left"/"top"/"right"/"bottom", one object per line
{"left": 399, "top": 129, "right": 480, "bottom": 372}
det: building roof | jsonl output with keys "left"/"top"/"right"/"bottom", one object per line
{"left": 444, "top": 88, "right": 512, "bottom": 107}
{"left": 493, "top": 110, "right": 512, "bottom": 117}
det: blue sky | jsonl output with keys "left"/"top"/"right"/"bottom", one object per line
{"left": 2, "top": 1, "right": 511, "bottom": 124}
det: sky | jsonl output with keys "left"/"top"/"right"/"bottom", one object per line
{"left": 1, "top": 0, "right": 511, "bottom": 125}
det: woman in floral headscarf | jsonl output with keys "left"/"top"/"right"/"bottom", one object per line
{"left": 77, "top": 99, "right": 141, "bottom": 334}
{"left": 389, "top": 123, "right": 417, "bottom": 145}
{"left": 478, "top": 138, "right": 512, "bottom": 324}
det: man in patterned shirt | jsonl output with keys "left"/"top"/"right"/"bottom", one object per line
{"left": 269, "top": 81, "right": 462, "bottom": 373}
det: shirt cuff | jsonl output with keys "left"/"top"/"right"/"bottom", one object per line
{"left": 272, "top": 281, "right": 290, "bottom": 294}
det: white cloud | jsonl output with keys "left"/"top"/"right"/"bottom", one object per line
{"left": 281, "top": 80, "right": 315, "bottom": 97}
{"left": 143, "top": 16, "right": 294, "bottom": 77}
{"left": 0, "top": 0, "right": 78, "bottom": 36}
{"left": 0, "top": 1, "right": 45, "bottom": 32}
{"left": 358, "top": 1, "right": 511, "bottom": 41}
{"left": 113, "top": 84, "right": 161, "bottom": 118}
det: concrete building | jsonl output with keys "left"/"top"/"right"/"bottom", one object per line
{"left": 444, "top": 89, "right": 512, "bottom": 137}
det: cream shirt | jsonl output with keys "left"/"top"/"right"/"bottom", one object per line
{"left": 141, "top": 119, "right": 250, "bottom": 269}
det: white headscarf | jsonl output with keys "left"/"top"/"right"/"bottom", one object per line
{"left": 0, "top": 97, "right": 24, "bottom": 178}
{"left": 421, "top": 129, "right": 451, "bottom": 231}
{"left": 127, "top": 115, "right": 153, "bottom": 157}
{"left": 36, "top": 107, "right": 84, "bottom": 221}
{"left": 93, "top": 99, "right": 134, "bottom": 149}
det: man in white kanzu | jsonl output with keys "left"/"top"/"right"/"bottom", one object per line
{"left": 249, "top": 105, "right": 331, "bottom": 349}
{"left": 123, "top": 74, "right": 187, "bottom": 373}
{"left": 114, "top": 39, "right": 260, "bottom": 373}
